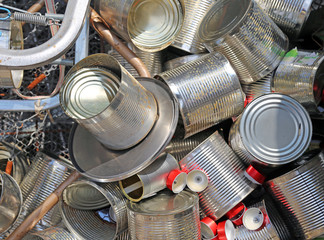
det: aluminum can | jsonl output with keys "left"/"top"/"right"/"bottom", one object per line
{"left": 229, "top": 93, "right": 312, "bottom": 168}
{"left": 23, "top": 227, "right": 76, "bottom": 240}
{"left": 266, "top": 152, "right": 324, "bottom": 240}
{"left": 60, "top": 53, "right": 158, "bottom": 150}
{"left": 97, "top": 0, "right": 184, "bottom": 52}
{"left": 179, "top": 131, "right": 256, "bottom": 220}
{"left": 163, "top": 54, "right": 206, "bottom": 71}
{"left": 127, "top": 190, "right": 200, "bottom": 240}
{"left": 156, "top": 52, "right": 245, "bottom": 138}
{"left": 60, "top": 181, "right": 128, "bottom": 240}
{"left": 272, "top": 49, "right": 324, "bottom": 116}
{"left": 198, "top": 1, "right": 288, "bottom": 83}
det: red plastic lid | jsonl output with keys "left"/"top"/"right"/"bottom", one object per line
{"left": 201, "top": 217, "right": 217, "bottom": 239}
{"left": 217, "top": 220, "right": 235, "bottom": 240}
{"left": 245, "top": 165, "right": 266, "bottom": 185}
{"left": 166, "top": 169, "right": 187, "bottom": 193}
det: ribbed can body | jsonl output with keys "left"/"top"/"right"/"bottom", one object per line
{"left": 179, "top": 131, "right": 256, "bottom": 220}
{"left": 60, "top": 181, "right": 128, "bottom": 240}
{"left": 156, "top": 52, "right": 245, "bottom": 138}
{"left": 254, "top": 0, "right": 313, "bottom": 37}
{"left": 272, "top": 50, "right": 324, "bottom": 115}
{"left": 207, "top": 3, "right": 288, "bottom": 84}
{"left": 266, "top": 153, "right": 324, "bottom": 240}
{"left": 171, "top": 0, "right": 212, "bottom": 53}
{"left": 23, "top": 227, "right": 76, "bottom": 240}
{"left": 163, "top": 54, "right": 206, "bottom": 71}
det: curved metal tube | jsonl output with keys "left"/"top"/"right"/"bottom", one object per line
{"left": 0, "top": 0, "right": 91, "bottom": 70}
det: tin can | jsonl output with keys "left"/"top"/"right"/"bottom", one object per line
{"left": 179, "top": 131, "right": 256, "bottom": 220}
{"left": 254, "top": 0, "right": 313, "bottom": 38}
{"left": 23, "top": 227, "right": 76, "bottom": 240}
{"left": 60, "top": 53, "right": 158, "bottom": 150}
{"left": 119, "top": 153, "right": 180, "bottom": 202}
{"left": 198, "top": 1, "right": 288, "bottom": 83}
{"left": 60, "top": 181, "right": 128, "bottom": 240}
{"left": 272, "top": 49, "right": 324, "bottom": 116}
{"left": 163, "top": 54, "right": 206, "bottom": 71}
{"left": 97, "top": 0, "right": 184, "bottom": 52}
{"left": 127, "top": 190, "right": 200, "bottom": 240}
{"left": 0, "top": 16, "right": 24, "bottom": 88}
{"left": 156, "top": 52, "right": 245, "bottom": 138}
{"left": 266, "top": 152, "right": 324, "bottom": 240}
{"left": 229, "top": 93, "right": 312, "bottom": 168}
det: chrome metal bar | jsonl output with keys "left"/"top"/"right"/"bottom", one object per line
{"left": 74, "top": 14, "right": 89, "bottom": 63}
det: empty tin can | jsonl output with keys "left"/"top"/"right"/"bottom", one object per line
{"left": 97, "top": 0, "right": 184, "bottom": 52}
{"left": 60, "top": 53, "right": 158, "bottom": 150}
{"left": 198, "top": 1, "right": 288, "bottom": 83}
{"left": 127, "top": 190, "right": 200, "bottom": 240}
{"left": 272, "top": 49, "right": 324, "bottom": 116}
{"left": 61, "top": 181, "right": 128, "bottom": 240}
{"left": 180, "top": 131, "right": 256, "bottom": 220}
{"left": 119, "top": 153, "right": 180, "bottom": 202}
{"left": 0, "top": 16, "right": 24, "bottom": 88}
{"left": 254, "top": 0, "right": 313, "bottom": 38}
{"left": 156, "top": 52, "right": 245, "bottom": 138}
{"left": 266, "top": 152, "right": 324, "bottom": 239}
{"left": 163, "top": 54, "right": 206, "bottom": 71}
{"left": 23, "top": 227, "right": 76, "bottom": 240}
{"left": 229, "top": 93, "right": 312, "bottom": 168}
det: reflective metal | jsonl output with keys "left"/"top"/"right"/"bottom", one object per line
{"left": 23, "top": 227, "right": 76, "bottom": 240}
{"left": 200, "top": 1, "right": 288, "bottom": 83}
{"left": 119, "top": 153, "right": 179, "bottom": 202}
{"left": 156, "top": 52, "right": 245, "bottom": 138}
{"left": 163, "top": 54, "right": 206, "bottom": 71}
{"left": 179, "top": 131, "right": 256, "bottom": 220}
{"left": 69, "top": 77, "right": 178, "bottom": 182}
{"left": 97, "top": 0, "right": 184, "bottom": 52}
{"left": 266, "top": 153, "right": 324, "bottom": 240}
{"left": 60, "top": 54, "right": 158, "bottom": 150}
{"left": 61, "top": 181, "right": 128, "bottom": 240}
{"left": 272, "top": 49, "right": 324, "bottom": 116}
{"left": 127, "top": 190, "right": 201, "bottom": 240}
{"left": 229, "top": 94, "right": 312, "bottom": 168}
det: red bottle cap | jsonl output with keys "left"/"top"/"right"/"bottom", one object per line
{"left": 244, "top": 165, "right": 266, "bottom": 185}
{"left": 201, "top": 217, "right": 217, "bottom": 239}
{"left": 166, "top": 169, "right": 187, "bottom": 193}
{"left": 217, "top": 220, "right": 235, "bottom": 240}
{"left": 226, "top": 202, "right": 246, "bottom": 226}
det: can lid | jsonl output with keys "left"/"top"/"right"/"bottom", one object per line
{"left": 244, "top": 165, "right": 266, "bottom": 185}
{"left": 217, "top": 220, "right": 235, "bottom": 240}
{"left": 201, "top": 217, "right": 217, "bottom": 239}
{"left": 242, "top": 208, "right": 265, "bottom": 231}
{"left": 240, "top": 94, "right": 312, "bottom": 165}
{"left": 166, "top": 169, "right": 187, "bottom": 193}
{"left": 226, "top": 202, "right": 246, "bottom": 226}
{"left": 187, "top": 169, "right": 209, "bottom": 192}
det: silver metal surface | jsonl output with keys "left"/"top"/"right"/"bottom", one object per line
{"left": 266, "top": 152, "right": 324, "bottom": 240}
{"left": 13, "top": 12, "right": 48, "bottom": 26}
{"left": 229, "top": 93, "right": 312, "bottom": 167}
{"left": 171, "top": 0, "right": 212, "bottom": 53}
{"left": 23, "top": 227, "right": 76, "bottom": 240}
{"left": 163, "top": 54, "right": 206, "bottom": 71}
{"left": 119, "top": 153, "right": 179, "bottom": 202}
{"left": 0, "top": 172, "right": 22, "bottom": 235}
{"left": 69, "top": 77, "right": 178, "bottom": 182}
{"left": 0, "top": 0, "right": 91, "bottom": 70}
{"left": 127, "top": 190, "right": 200, "bottom": 240}
{"left": 179, "top": 131, "right": 256, "bottom": 220}
{"left": 157, "top": 52, "right": 245, "bottom": 138}
{"left": 60, "top": 54, "right": 158, "bottom": 150}
{"left": 98, "top": 0, "right": 184, "bottom": 52}
{"left": 61, "top": 181, "right": 128, "bottom": 240}
{"left": 200, "top": 1, "right": 288, "bottom": 83}
{"left": 254, "top": 0, "right": 313, "bottom": 38}
{"left": 75, "top": 15, "right": 89, "bottom": 63}
{"left": 272, "top": 49, "right": 324, "bottom": 115}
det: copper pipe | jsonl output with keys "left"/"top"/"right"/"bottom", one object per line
{"left": 90, "top": 8, "right": 151, "bottom": 78}
{"left": 5, "top": 171, "right": 81, "bottom": 240}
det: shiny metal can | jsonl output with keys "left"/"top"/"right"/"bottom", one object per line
{"left": 229, "top": 93, "right": 312, "bottom": 168}
{"left": 60, "top": 53, "right": 158, "bottom": 150}
{"left": 272, "top": 49, "right": 324, "bottom": 116}
{"left": 198, "top": 1, "right": 288, "bottom": 83}
{"left": 127, "top": 190, "right": 200, "bottom": 240}
{"left": 179, "top": 131, "right": 256, "bottom": 220}
{"left": 97, "top": 0, "right": 184, "bottom": 52}
{"left": 156, "top": 52, "right": 245, "bottom": 138}
{"left": 163, "top": 54, "right": 206, "bottom": 71}
{"left": 23, "top": 227, "right": 76, "bottom": 240}
{"left": 254, "top": 0, "right": 313, "bottom": 38}
{"left": 265, "top": 152, "right": 324, "bottom": 240}
{"left": 60, "top": 181, "right": 128, "bottom": 240}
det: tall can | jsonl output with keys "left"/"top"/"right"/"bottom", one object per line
{"left": 156, "top": 52, "right": 245, "bottom": 138}
{"left": 198, "top": 0, "right": 288, "bottom": 83}
{"left": 60, "top": 53, "right": 158, "bottom": 150}
{"left": 266, "top": 152, "right": 324, "bottom": 240}
{"left": 272, "top": 49, "right": 324, "bottom": 116}
{"left": 97, "top": 0, "right": 184, "bottom": 52}
{"left": 179, "top": 131, "right": 256, "bottom": 220}
{"left": 229, "top": 93, "right": 312, "bottom": 169}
